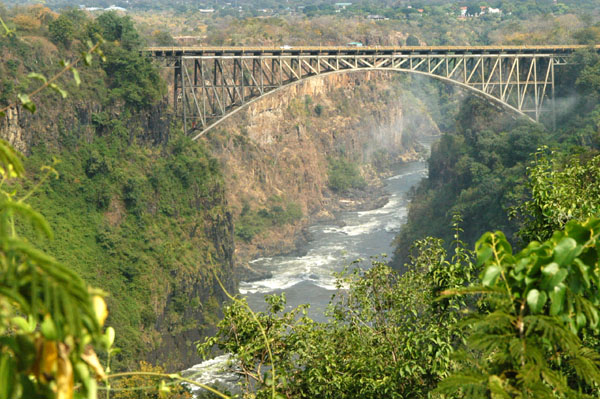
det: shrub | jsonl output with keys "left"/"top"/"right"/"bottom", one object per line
{"left": 314, "top": 104, "right": 324, "bottom": 116}
{"left": 48, "top": 15, "right": 74, "bottom": 47}
{"left": 327, "top": 156, "right": 366, "bottom": 193}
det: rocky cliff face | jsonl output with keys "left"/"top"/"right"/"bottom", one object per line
{"left": 203, "top": 71, "right": 440, "bottom": 269}
{"left": 0, "top": 107, "right": 27, "bottom": 153}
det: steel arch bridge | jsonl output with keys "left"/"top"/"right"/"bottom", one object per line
{"left": 145, "top": 45, "right": 600, "bottom": 140}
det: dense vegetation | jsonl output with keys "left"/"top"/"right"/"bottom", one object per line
{"left": 326, "top": 156, "right": 367, "bottom": 193}
{"left": 235, "top": 197, "right": 303, "bottom": 243}
{"left": 0, "top": 6, "right": 238, "bottom": 371}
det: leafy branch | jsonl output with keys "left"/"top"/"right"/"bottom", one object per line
{"left": 0, "top": 15, "right": 15, "bottom": 38}
{"left": 214, "top": 275, "right": 281, "bottom": 399}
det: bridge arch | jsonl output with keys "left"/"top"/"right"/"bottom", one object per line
{"left": 144, "top": 46, "right": 595, "bottom": 138}
{"left": 190, "top": 67, "right": 532, "bottom": 141}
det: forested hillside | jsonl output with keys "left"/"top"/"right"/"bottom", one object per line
{"left": 0, "top": 7, "right": 236, "bottom": 371}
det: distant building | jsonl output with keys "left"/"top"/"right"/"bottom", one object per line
{"left": 487, "top": 7, "right": 501, "bottom": 14}
{"left": 199, "top": 8, "right": 215, "bottom": 13}
{"left": 367, "top": 14, "right": 386, "bottom": 20}
{"left": 105, "top": 5, "right": 126, "bottom": 11}
{"left": 460, "top": 6, "right": 467, "bottom": 17}
{"left": 335, "top": 2, "right": 352, "bottom": 9}
{"left": 80, "top": 6, "right": 103, "bottom": 11}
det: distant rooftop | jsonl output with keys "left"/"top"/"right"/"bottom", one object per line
{"left": 105, "top": 4, "right": 126, "bottom": 11}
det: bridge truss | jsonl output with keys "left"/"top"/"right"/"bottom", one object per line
{"left": 146, "top": 46, "right": 592, "bottom": 139}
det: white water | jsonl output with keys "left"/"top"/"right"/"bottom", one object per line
{"left": 241, "top": 160, "right": 427, "bottom": 320}
{"left": 184, "top": 158, "right": 429, "bottom": 396}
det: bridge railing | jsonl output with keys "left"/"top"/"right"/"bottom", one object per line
{"left": 144, "top": 44, "right": 600, "bottom": 56}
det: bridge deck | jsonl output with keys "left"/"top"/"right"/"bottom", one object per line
{"left": 145, "top": 45, "right": 600, "bottom": 57}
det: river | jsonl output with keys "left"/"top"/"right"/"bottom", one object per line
{"left": 183, "top": 153, "right": 430, "bottom": 395}
{"left": 240, "top": 159, "right": 428, "bottom": 321}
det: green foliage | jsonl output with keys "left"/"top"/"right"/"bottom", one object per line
{"left": 100, "top": 33, "right": 163, "bottom": 110}
{"left": 439, "top": 218, "right": 600, "bottom": 397}
{"left": 24, "top": 129, "right": 229, "bottom": 368}
{"left": 393, "top": 111, "right": 547, "bottom": 266}
{"left": 514, "top": 148, "right": 600, "bottom": 242}
{"left": 405, "top": 34, "right": 420, "bottom": 46}
{"left": 327, "top": 156, "right": 366, "bottom": 193}
{"left": 48, "top": 14, "right": 74, "bottom": 47}
{"left": 151, "top": 30, "right": 176, "bottom": 46}
{"left": 0, "top": 138, "right": 112, "bottom": 399}
{"left": 95, "top": 11, "right": 140, "bottom": 50}
{"left": 0, "top": 6, "right": 231, "bottom": 370}
{"left": 201, "top": 226, "right": 475, "bottom": 398}
{"left": 235, "top": 199, "right": 303, "bottom": 242}
{"left": 313, "top": 103, "right": 324, "bottom": 116}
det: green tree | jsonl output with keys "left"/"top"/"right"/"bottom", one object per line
{"left": 152, "top": 30, "right": 176, "bottom": 46}
{"left": 405, "top": 34, "right": 420, "bottom": 46}
{"left": 95, "top": 11, "right": 140, "bottom": 50}
{"left": 48, "top": 14, "right": 74, "bottom": 47}
{"left": 514, "top": 149, "right": 600, "bottom": 243}
{"left": 327, "top": 156, "right": 366, "bottom": 193}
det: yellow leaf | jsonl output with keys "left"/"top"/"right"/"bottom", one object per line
{"left": 41, "top": 340, "right": 58, "bottom": 381}
{"left": 92, "top": 296, "right": 108, "bottom": 326}
{"left": 57, "top": 343, "right": 74, "bottom": 399}
{"left": 81, "top": 346, "right": 106, "bottom": 380}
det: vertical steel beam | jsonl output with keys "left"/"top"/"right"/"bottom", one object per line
{"left": 551, "top": 57, "right": 556, "bottom": 129}
{"left": 174, "top": 57, "right": 180, "bottom": 114}
{"left": 534, "top": 57, "right": 539, "bottom": 121}
{"left": 516, "top": 57, "right": 521, "bottom": 109}
{"left": 200, "top": 59, "right": 207, "bottom": 124}
{"left": 279, "top": 56, "right": 283, "bottom": 85}
{"left": 260, "top": 57, "right": 265, "bottom": 94}
{"left": 180, "top": 57, "right": 187, "bottom": 133}
{"left": 498, "top": 55, "right": 503, "bottom": 98}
